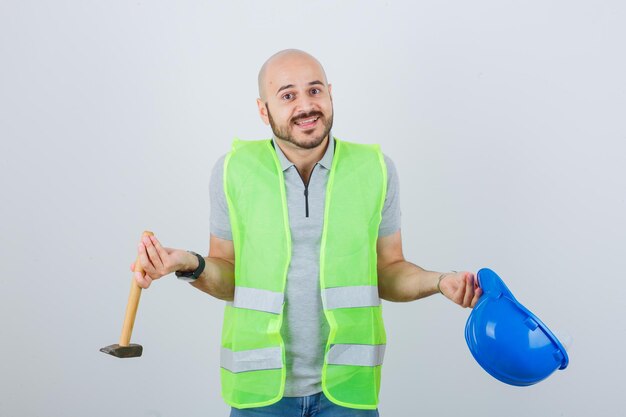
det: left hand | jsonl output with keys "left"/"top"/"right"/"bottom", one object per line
{"left": 439, "top": 271, "right": 482, "bottom": 308}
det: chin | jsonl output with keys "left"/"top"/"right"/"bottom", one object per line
{"left": 293, "top": 135, "right": 326, "bottom": 149}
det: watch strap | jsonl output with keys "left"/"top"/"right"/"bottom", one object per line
{"left": 175, "top": 251, "right": 205, "bottom": 281}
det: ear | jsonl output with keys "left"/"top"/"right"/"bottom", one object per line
{"left": 257, "top": 98, "right": 270, "bottom": 125}
{"left": 328, "top": 83, "right": 333, "bottom": 99}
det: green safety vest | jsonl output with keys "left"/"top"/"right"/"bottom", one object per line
{"left": 221, "top": 138, "right": 388, "bottom": 410}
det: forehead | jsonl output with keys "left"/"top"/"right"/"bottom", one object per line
{"left": 264, "top": 55, "right": 327, "bottom": 94}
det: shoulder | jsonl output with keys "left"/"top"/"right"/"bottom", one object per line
{"left": 211, "top": 153, "right": 228, "bottom": 176}
{"left": 210, "top": 153, "right": 229, "bottom": 193}
{"left": 382, "top": 153, "right": 397, "bottom": 174}
{"left": 230, "top": 138, "right": 272, "bottom": 154}
{"left": 335, "top": 138, "right": 394, "bottom": 161}
{"left": 334, "top": 138, "right": 387, "bottom": 164}
{"left": 334, "top": 138, "right": 398, "bottom": 175}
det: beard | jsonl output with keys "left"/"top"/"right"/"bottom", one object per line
{"left": 266, "top": 103, "right": 334, "bottom": 150}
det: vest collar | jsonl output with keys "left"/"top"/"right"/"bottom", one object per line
{"left": 271, "top": 133, "right": 335, "bottom": 172}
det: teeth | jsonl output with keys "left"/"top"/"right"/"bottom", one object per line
{"left": 296, "top": 117, "right": 319, "bottom": 125}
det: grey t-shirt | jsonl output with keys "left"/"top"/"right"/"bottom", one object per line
{"left": 210, "top": 136, "right": 401, "bottom": 397}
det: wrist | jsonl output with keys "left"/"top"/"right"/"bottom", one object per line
{"left": 436, "top": 273, "right": 446, "bottom": 294}
{"left": 178, "top": 250, "right": 200, "bottom": 272}
{"left": 437, "top": 271, "right": 457, "bottom": 294}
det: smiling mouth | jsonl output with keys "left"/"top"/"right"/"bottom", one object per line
{"left": 294, "top": 116, "right": 320, "bottom": 129}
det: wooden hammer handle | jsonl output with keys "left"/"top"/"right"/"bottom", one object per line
{"left": 119, "top": 230, "right": 154, "bottom": 347}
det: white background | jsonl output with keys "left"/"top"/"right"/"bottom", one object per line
{"left": 1, "top": 1, "right": 624, "bottom": 416}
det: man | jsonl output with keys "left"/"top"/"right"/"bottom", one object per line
{"left": 133, "top": 49, "right": 482, "bottom": 417}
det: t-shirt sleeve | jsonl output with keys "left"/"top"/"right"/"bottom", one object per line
{"left": 378, "top": 154, "right": 402, "bottom": 237}
{"left": 209, "top": 154, "right": 233, "bottom": 241}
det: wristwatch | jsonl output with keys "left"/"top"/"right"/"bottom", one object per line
{"left": 175, "top": 251, "right": 206, "bottom": 282}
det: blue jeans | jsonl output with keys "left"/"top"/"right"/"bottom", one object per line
{"left": 229, "top": 392, "right": 380, "bottom": 417}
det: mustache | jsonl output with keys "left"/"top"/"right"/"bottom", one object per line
{"left": 291, "top": 111, "right": 324, "bottom": 123}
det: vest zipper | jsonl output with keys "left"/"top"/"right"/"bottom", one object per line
{"left": 295, "top": 164, "right": 316, "bottom": 218}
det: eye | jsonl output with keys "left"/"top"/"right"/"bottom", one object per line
{"left": 282, "top": 93, "right": 294, "bottom": 100}
{"left": 310, "top": 88, "right": 321, "bottom": 95}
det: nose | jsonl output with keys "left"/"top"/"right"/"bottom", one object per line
{"left": 293, "top": 94, "right": 316, "bottom": 115}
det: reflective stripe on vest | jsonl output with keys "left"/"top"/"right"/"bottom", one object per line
{"left": 221, "top": 346, "right": 283, "bottom": 373}
{"left": 233, "top": 286, "right": 284, "bottom": 314}
{"left": 324, "top": 285, "right": 380, "bottom": 310}
{"left": 327, "top": 344, "right": 386, "bottom": 367}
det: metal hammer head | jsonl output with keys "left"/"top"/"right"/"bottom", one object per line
{"left": 100, "top": 343, "right": 143, "bottom": 358}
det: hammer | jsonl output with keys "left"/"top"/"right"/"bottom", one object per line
{"left": 100, "top": 230, "right": 153, "bottom": 358}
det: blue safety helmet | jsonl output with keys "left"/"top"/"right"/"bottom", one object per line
{"left": 465, "top": 268, "right": 569, "bottom": 386}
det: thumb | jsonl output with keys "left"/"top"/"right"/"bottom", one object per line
{"left": 134, "top": 270, "right": 152, "bottom": 289}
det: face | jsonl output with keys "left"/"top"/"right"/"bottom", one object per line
{"left": 257, "top": 55, "right": 334, "bottom": 150}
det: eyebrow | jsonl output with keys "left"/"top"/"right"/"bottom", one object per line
{"left": 275, "top": 80, "right": 325, "bottom": 96}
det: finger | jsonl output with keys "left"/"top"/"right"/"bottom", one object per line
{"left": 137, "top": 242, "right": 156, "bottom": 276}
{"left": 142, "top": 236, "right": 164, "bottom": 272}
{"left": 470, "top": 287, "right": 483, "bottom": 308}
{"left": 150, "top": 235, "right": 170, "bottom": 265}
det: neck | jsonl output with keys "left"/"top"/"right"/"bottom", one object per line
{"left": 275, "top": 136, "right": 329, "bottom": 183}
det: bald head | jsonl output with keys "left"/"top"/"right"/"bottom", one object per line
{"left": 258, "top": 49, "right": 328, "bottom": 101}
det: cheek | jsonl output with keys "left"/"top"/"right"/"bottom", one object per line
{"left": 268, "top": 103, "right": 291, "bottom": 124}
{"left": 321, "top": 98, "right": 333, "bottom": 113}
{"left": 283, "top": 107, "right": 300, "bottom": 123}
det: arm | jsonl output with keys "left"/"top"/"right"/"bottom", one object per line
{"left": 376, "top": 230, "right": 481, "bottom": 307}
{"left": 190, "top": 234, "right": 235, "bottom": 301}
{"left": 133, "top": 233, "right": 235, "bottom": 301}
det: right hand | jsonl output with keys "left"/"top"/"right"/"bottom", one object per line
{"left": 439, "top": 271, "right": 482, "bottom": 308}
{"left": 130, "top": 234, "right": 193, "bottom": 289}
